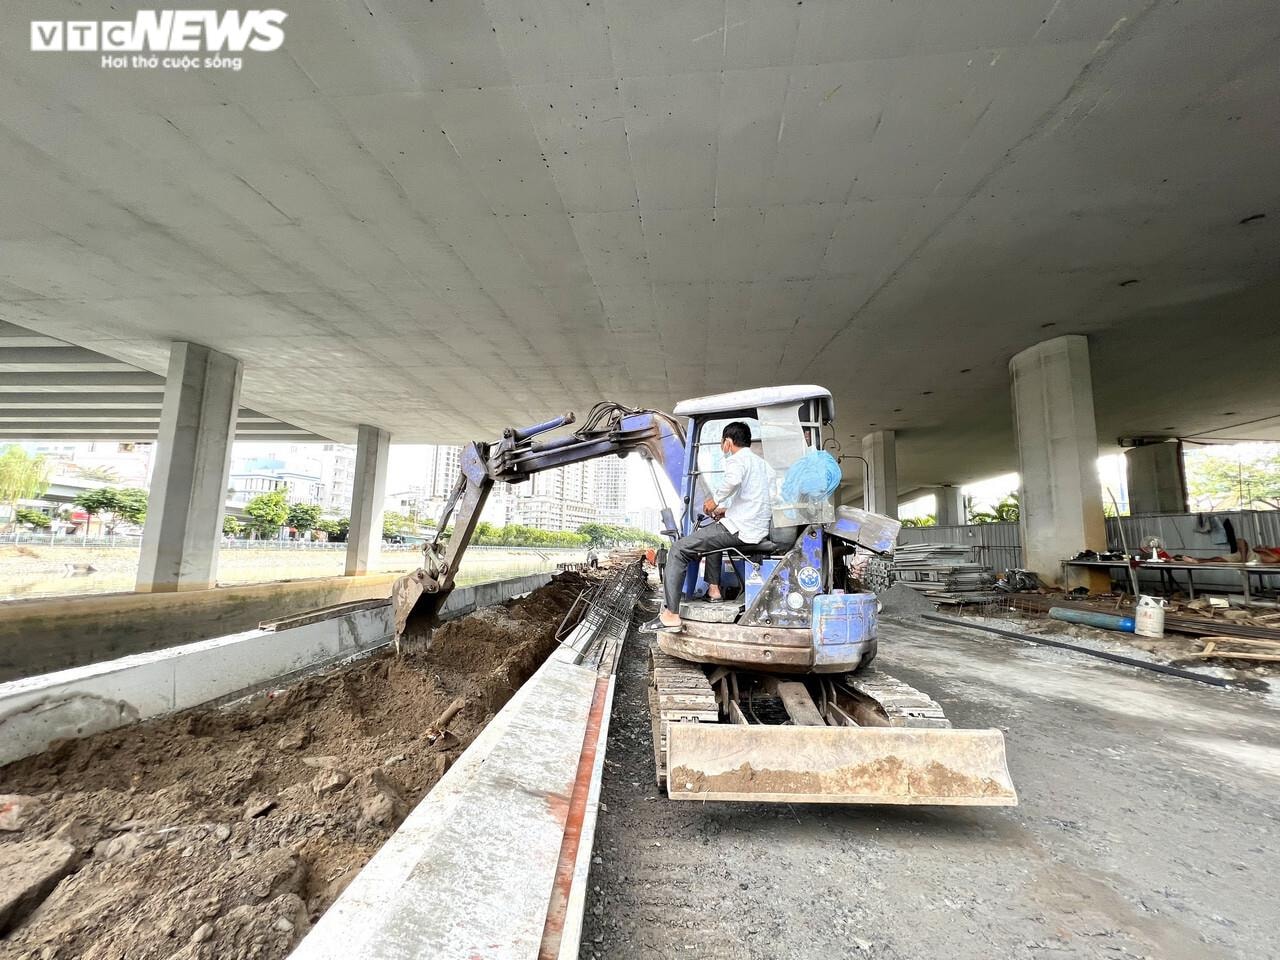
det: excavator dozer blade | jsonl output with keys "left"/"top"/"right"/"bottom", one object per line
{"left": 665, "top": 724, "right": 1017, "bottom": 806}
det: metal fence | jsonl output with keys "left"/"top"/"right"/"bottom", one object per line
{"left": 0, "top": 532, "right": 576, "bottom": 559}
{"left": 898, "top": 509, "right": 1280, "bottom": 584}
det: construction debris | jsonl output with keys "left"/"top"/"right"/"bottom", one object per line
{"left": 877, "top": 581, "right": 937, "bottom": 616}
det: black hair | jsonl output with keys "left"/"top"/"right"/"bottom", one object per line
{"left": 721, "top": 421, "right": 752, "bottom": 449}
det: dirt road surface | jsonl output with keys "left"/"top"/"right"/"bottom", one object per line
{"left": 581, "top": 613, "right": 1279, "bottom": 959}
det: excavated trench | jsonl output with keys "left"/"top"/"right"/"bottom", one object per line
{"left": 0, "top": 572, "right": 590, "bottom": 960}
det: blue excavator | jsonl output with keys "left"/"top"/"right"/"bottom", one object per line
{"left": 392, "top": 386, "right": 1016, "bottom": 806}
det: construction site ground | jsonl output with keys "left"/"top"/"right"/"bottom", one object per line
{"left": 581, "top": 610, "right": 1280, "bottom": 960}
{"left": 0, "top": 573, "right": 588, "bottom": 960}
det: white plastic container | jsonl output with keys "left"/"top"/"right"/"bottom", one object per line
{"left": 1134, "top": 595, "right": 1167, "bottom": 638}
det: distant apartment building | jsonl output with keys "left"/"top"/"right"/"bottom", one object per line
{"left": 624, "top": 506, "right": 666, "bottom": 535}
{"left": 425, "top": 445, "right": 463, "bottom": 499}
{"left": 508, "top": 460, "right": 599, "bottom": 532}
{"left": 415, "top": 444, "right": 634, "bottom": 533}
{"left": 593, "top": 455, "right": 629, "bottom": 526}
{"left": 318, "top": 443, "right": 357, "bottom": 514}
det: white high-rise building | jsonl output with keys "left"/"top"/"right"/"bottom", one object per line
{"left": 426, "top": 445, "right": 463, "bottom": 499}
{"left": 593, "top": 455, "right": 629, "bottom": 526}
{"left": 414, "top": 443, "right": 632, "bottom": 533}
{"left": 508, "top": 461, "right": 599, "bottom": 532}
{"left": 318, "top": 443, "right": 357, "bottom": 514}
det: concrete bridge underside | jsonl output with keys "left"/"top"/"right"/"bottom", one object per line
{"left": 0, "top": 0, "right": 1275, "bottom": 491}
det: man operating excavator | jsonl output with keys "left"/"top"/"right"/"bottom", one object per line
{"left": 646, "top": 421, "right": 773, "bottom": 633}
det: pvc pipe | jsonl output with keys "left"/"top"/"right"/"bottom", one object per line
{"left": 1049, "top": 606, "right": 1135, "bottom": 632}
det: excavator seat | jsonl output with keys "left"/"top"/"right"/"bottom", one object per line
{"left": 697, "top": 524, "right": 803, "bottom": 600}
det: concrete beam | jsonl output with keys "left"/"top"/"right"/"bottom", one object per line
{"left": 0, "top": 392, "right": 164, "bottom": 408}
{"left": 861, "top": 430, "right": 898, "bottom": 518}
{"left": 1124, "top": 441, "right": 1187, "bottom": 515}
{"left": 0, "top": 372, "right": 165, "bottom": 390}
{"left": 345, "top": 424, "right": 391, "bottom": 577}
{"left": 0, "top": 410, "right": 162, "bottom": 421}
{"left": 1010, "top": 336, "right": 1108, "bottom": 589}
{"left": 136, "top": 342, "right": 243, "bottom": 593}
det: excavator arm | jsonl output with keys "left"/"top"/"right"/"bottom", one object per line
{"left": 391, "top": 402, "right": 686, "bottom": 642}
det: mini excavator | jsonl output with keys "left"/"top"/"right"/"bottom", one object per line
{"left": 392, "top": 387, "right": 1016, "bottom": 806}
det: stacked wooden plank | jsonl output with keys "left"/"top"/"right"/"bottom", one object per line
{"left": 1172, "top": 635, "right": 1280, "bottom": 664}
{"left": 891, "top": 543, "right": 996, "bottom": 603}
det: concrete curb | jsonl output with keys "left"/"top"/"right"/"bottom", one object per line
{"left": 0, "top": 572, "right": 551, "bottom": 767}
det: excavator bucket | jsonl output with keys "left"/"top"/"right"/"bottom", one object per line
{"left": 390, "top": 570, "right": 450, "bottom": 643}
{"left": 664, "top": 724, "right": 1017, "bottom": 805}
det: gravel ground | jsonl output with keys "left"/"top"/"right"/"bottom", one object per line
{"left": 581, "top": 611, "right": 1279, "bottom": 959}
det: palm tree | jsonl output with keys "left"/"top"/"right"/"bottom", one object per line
{"left": 970, "top": 493, "right": 1020, "bottom": 524}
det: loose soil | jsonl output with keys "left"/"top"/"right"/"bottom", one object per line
{"left": 0, "top": 571, "right": 590, "bottom": 960}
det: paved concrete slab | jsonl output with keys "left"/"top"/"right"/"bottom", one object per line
{"left": 582, "top": 616, "right": 1280, "bottom": 959}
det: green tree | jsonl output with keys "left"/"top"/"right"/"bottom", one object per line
{"left": 113, "top": 488, "right": 148, "bottom": 531}
{"left": 970, "top": 493, "right": 1020, "bottom": 524}
{"left": 223, "top": 515, "right": 242, "bottom": 537}
{"left": 245, "top": 489, "right": 288, "bottom": 537}
{"left": 1185, "top": 445, "right": 1280, "bottom": 511}
{"left": 74, "top": 487, "right": 148, "bottom": 534}
{"left": 286, "top": 502, "right": 323, "bottom": 534}
{"left": 383, "top": 510, "right": 409, "bottom": 538}
{"left": 14, "top": 507, "right": 51, "bottom": 529}
{"left": 74, "top": 488, "right": 117, "bottom": 536}
{"left": 575, "top": 522, "right": 662, "bottom": 548}
{"left": 901, "top": 515, "right": 937, "bottom": 527}
{"left": 0, "top": 446, "right": 52, "bottom": 531}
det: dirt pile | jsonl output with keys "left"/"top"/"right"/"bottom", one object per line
{"left": 0, "top": 572, "right": 590, "bottom": 960}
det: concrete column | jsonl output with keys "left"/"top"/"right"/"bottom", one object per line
{"left": 861, "top": 430, "right": 898, "bottom": 518}
{"left": 136, "top": 343, "right": 242, "bottom": 592}
{"left": 1125, "top": 441, "right": 1187, "bottom": 515}
{"left": 345, "top": 424, "right": 391, "bottom": 577}
{"left": 1010, "top": 335, "right": 1108, "bottom": 590}
{"left": 936, "top": 485, "right": 966, "bottom": 526}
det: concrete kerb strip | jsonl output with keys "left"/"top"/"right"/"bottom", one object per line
{"left": 0, "top": 572, "right": 551, "bottom": 767}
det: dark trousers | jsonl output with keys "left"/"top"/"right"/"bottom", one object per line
{"left": 663, "top": 521, "right": 749, "bottom": 613}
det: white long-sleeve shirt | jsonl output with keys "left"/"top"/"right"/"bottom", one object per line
{"left": 713, "top": 447, "right": 772, "bottom": 544}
